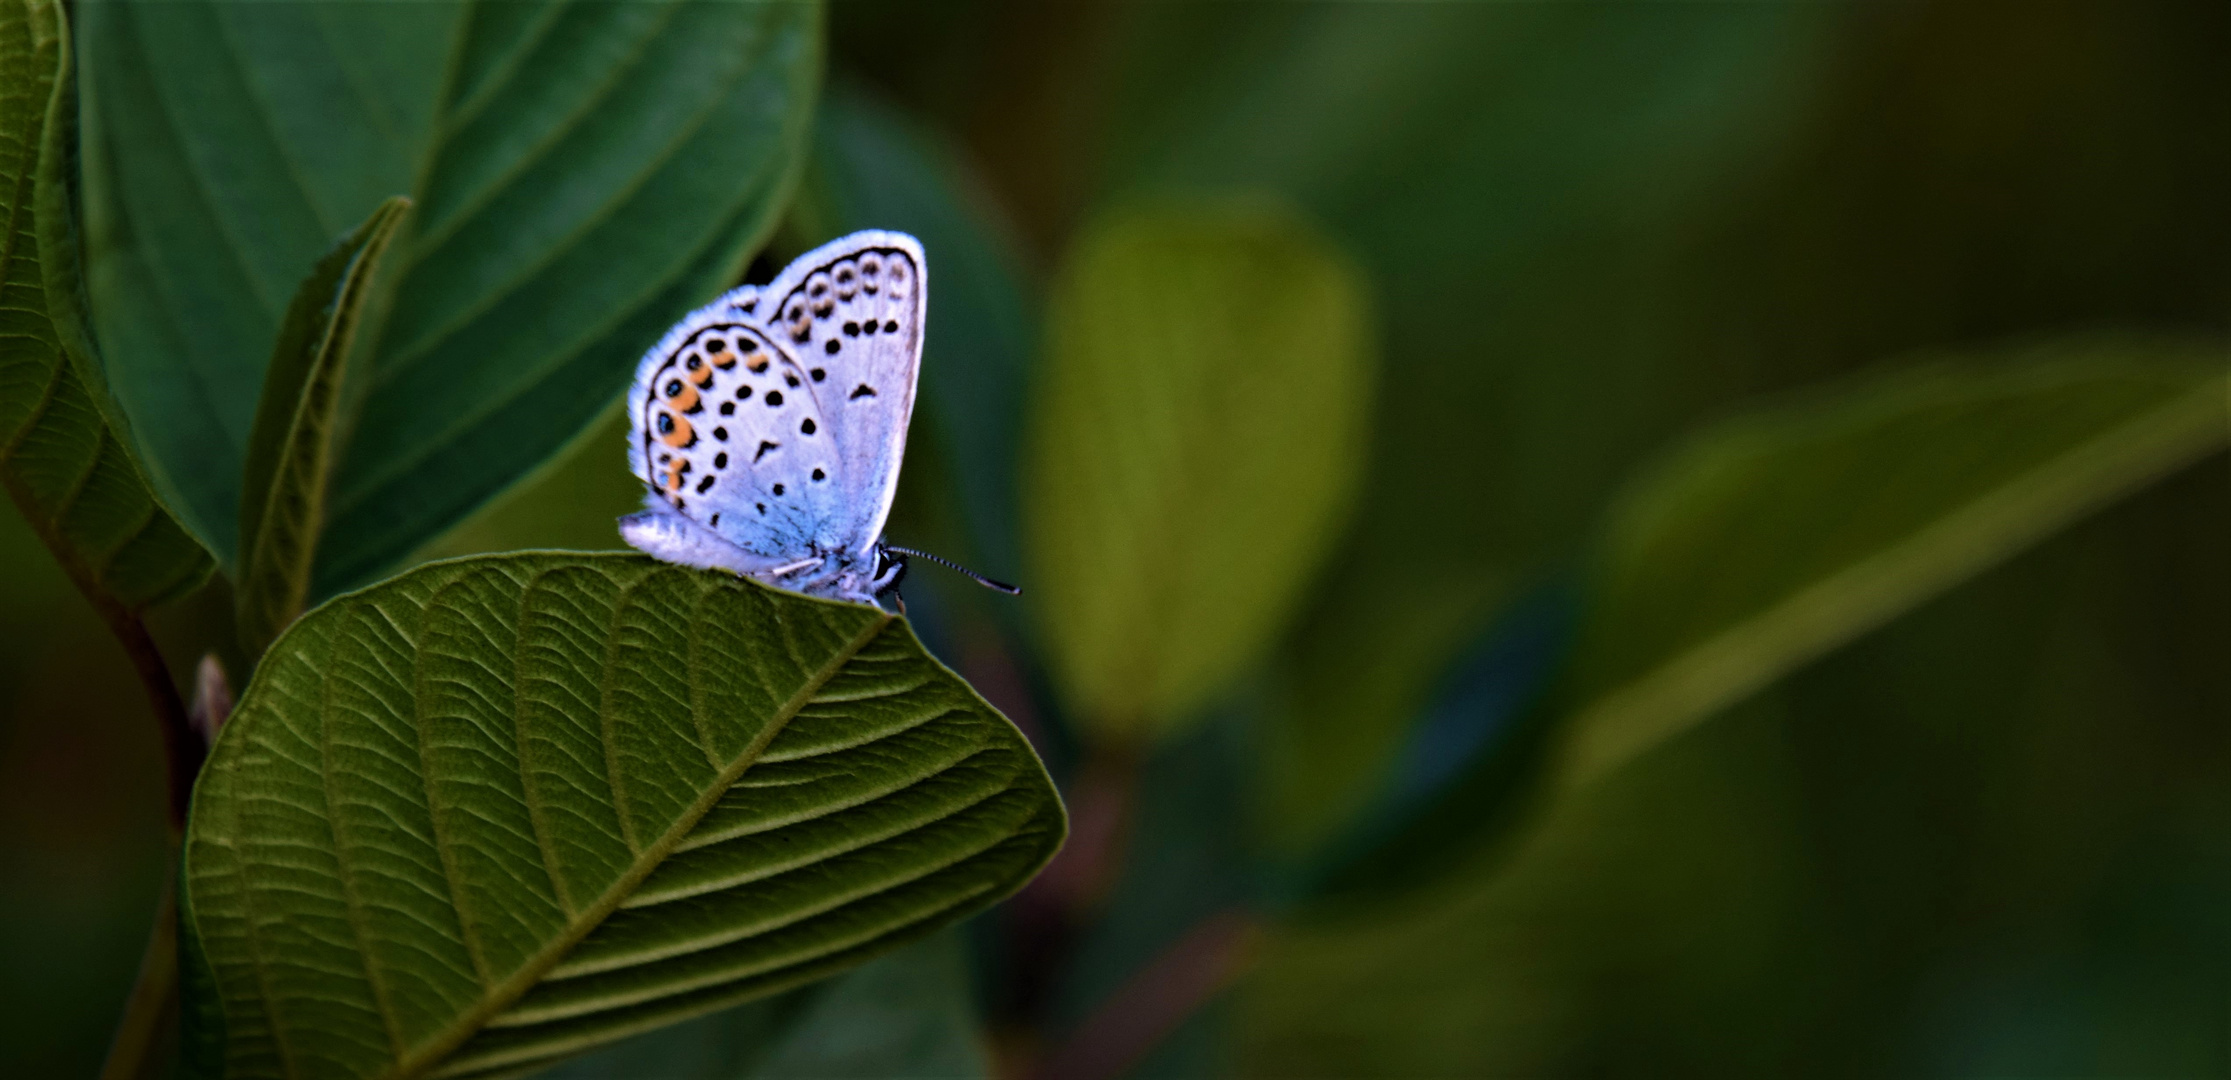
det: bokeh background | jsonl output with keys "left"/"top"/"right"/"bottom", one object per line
{"left": 6, "top": 1, "right": 2226, "bottom": 1076}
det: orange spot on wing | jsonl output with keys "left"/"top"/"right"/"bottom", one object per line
{"left": 667, "top": 382, "right": 701, "bottom": 413}
{"left": 690, "top": 365, "right": 715, "bottom": 388}
{"left": 660, "top": 414, "right": 695, "bottom": 448}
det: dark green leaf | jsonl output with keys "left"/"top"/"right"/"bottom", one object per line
{"left": 1024, "top": 202, "right": 1374, "bottom": 742}
{"left": 1240, "top": 451, "right": 2231, "bottom": 1078}
{"left": 78, "top": 0, "right": 822, "bottom": 593}
{"left": 0, "top": 0, "right": 210, "bottom": 612}
{"left": 235, "top": 196, "right": 410, "bottom": 657}
{"left": 1296, "top": 341, "right": 2229, "bottom": 908}
{"left": 536, "top": 931, "right": 989, "bottom": 1080}
{"left": 1101, "top": 3, "right": 1846, "bottom": 851}
{"left": 180, "top": 553, "right": 1063, "bottom": 1079}
{"left": 1557, "top": 342, "right": 2230, "bottom": 789}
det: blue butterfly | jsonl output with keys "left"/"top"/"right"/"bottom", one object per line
{"left": 620, "top": 231, "right": 1014, "bottom": 606}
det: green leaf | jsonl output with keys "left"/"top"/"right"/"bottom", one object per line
{"left": 180, "top": 553, "right": 1062, "bottom": 1080}
{"left": 1298, "top": 340, "right": 2231, "bottom": 908}
{"left": 0, "top": 0, "right": 210, "bottom": 612}
{"left": 1100, "top": 3, "right": 1845, "bottom": 849}
{"left": 1240, "top": 449, "right": 2231, "bottom": 1078}
{"left": 234, "top": 196, "right": 411, "bottom": 658}
{"left": 1556, "top": 342, "right": 2230, "bottom": 790}
{"left": 77, "top": 0, "right": 822, "bottom": 593}
{"left": 540, "top": 930, "right": 989, "bottom": 1080}
{"left": 1024, "top": 202, "right": 1374, "bottom": 742}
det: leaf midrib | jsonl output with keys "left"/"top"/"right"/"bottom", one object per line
{"left": 398, "top": 0, "right": 686, "bottom": 259}
{"left": 1557, "top": 373, "right": 2231, "bottom": 789}
{"left": 382, "top": 589, "right": 891, "bottom": 1080}
{"left": 371, "top": 20, "right": 768, "bottom": 383}
{"left": 321, "top": 162, "right": 786, "bottom": 526}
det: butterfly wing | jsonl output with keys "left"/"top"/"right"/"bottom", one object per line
{"left": 752, "top": 230, "right": 925, "bottom": 561}
{"left": 625, "top": 292, "right": 845, "bottom": 575}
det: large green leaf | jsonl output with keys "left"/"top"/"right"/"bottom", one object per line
{"left": 179, "top": 553, "right": 1063, "bottom": 1080}
{"left": 1024, "top": 202, "right": 1374, "bottom": 742}
{"left": 0, "top": 0, "right": 209, "bottom": 612}
{"left": 78, "top": 0, "right": 822, "bottom": 593}
{"left": 1557, "top": 343, "right": 2230, "bottom": 789}
{"left": 539, "top": 930, "right": 989, "bottom": 1079}
{"left": 235, "top": 196, "right": 411, "bottom": 657}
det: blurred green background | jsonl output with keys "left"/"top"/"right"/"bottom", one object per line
{"left": 5, "top": 1, "right": 2226, "bottom": 1076}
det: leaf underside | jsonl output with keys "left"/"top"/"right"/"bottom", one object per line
{"left": 0, "top": 0, "right": 209, "bottom": 611}
{"left": 182, "top": 553, "right": 1064, "bottom": 1080}
{"left": 235, "top": 195, "right": 412, "bottom": 657}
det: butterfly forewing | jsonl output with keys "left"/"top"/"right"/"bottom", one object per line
{"left": 755, "top": 231, "right": 925, "bottom": 556}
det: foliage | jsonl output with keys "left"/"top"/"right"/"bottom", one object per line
{"left": 2, "top": 1, "right": 2226, "bottom": 1077}
{"left": 182, "top": 553, "right": 1060, "bottom": 1079}
{"left": 233, "top": 197, "right": 410, "bottom": 657}
{"left": 0, "top": 0, "right": 209, "bottom": 615}
{"left": 1026, "top": 202, "right": 1373, "bottom": 742}
{"left": 77, "top": 0, "right": 821, "bottom": 594}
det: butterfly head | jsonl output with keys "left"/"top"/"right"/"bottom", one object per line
{"left": 871, "top": 543, "right": 909, "bottom": 597}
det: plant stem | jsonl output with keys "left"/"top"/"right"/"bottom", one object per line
{"left": 98, "top": 863, "right": 180, "bottom": 1080}
{"left": 99, "top": 604, "right": 201, "bottom": 833}
{"left": 1031, "top": 908, "right": 1261, "bottom": 1080}
{"left": 994, "top": 741, "right": 1143, "bottom": 1074}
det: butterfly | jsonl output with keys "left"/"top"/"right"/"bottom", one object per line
{"left": 620, "top": 230, "right": 1016, "bottom": 606}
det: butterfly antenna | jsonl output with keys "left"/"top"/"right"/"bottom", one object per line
{"left": 885, "top": 546, "right": 1022, "bottom": 595}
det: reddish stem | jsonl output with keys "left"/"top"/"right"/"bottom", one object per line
{"left": 99, "top": 606, "right": 201, "bottom": 834}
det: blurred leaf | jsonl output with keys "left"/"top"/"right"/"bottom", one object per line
{"left": 1101, "top": 3, "right": 1846, "bottom": 837}
{"left": 789, "top": 82, "right": 1037, "bottom": 577}
{"left": 745, "top": 929, "right": 989, "bottom": 1080}
{"left": 180, "top": 553, "right": 1063, "bottom": 1079}
{"left": 233, "top": 196, "right": 409, "bottom": 658}
{"left": 1559, "top": 342, "right": 2230, "bottom": 789}
{"left": 1240, "top": 451, "right": 2231, "bottom": 1078}
{"left": 1294, "top": 583, "right": 1578, "bottom": 902}
{"left": 1310, "top": 342, "right": 2231, "bottom": 906}
{"left": 0, "top": 0, "right": 210, "bottom": 613}
{"left": 538, "top": 931, "right": 989, "bottom": 1080}
{"left": 1024, "top": 202, "right": 1373, "bottom": 742}
{"left": 78, "top": 0, "right": 821, "bottom": 593}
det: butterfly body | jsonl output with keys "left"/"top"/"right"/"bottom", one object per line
{"left": 620, "top": 231, "right": 925, "bottom": 604}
